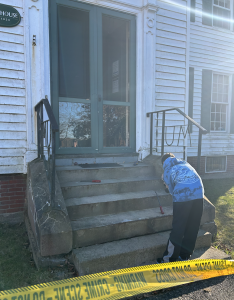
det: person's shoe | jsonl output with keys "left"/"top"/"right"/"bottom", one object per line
{"left": 178, "top": 256, "right": 189, "bottom": 261}
{"left": 156, "top": 258, "right": 165, "bottom": 264}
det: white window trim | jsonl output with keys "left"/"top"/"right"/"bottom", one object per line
{"left": 205, "top": 156, "right": 227, "bottom": 173}
{"left": 210, "top": 72, "right": 231, "bottom": 133}
{"left": 212, "top": 0, "right": 233, "bottom": 31}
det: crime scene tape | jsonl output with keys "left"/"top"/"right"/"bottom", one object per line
{"left": 1, "top": 259, "right": 234, "bottom": 300}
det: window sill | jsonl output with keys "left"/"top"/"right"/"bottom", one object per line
{"left": 205, "top": 170, "right": 227, "bottom": 173}
{"left": 210, "top": 131, "right": 228, "bottom": 134}
{"left": 213, "top": 24, "right": 232, "bottom": 33}
{"left": 202, "top": 23, "right": 234, "bottom": 34}
{"left": 199, "top": 22, "right": 234, "bottom": 33}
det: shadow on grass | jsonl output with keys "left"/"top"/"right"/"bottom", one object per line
{"left": 203, "top": 178, "right": 234, "bottom": 206}
{"left": 0, "top": 223, "right": 75, "bottom": 291}
{"left": 203, "top": 177, "right": 234, "bottom": 257}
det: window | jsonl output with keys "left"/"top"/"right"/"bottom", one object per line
{"left": 213, "top": 0, "right": 231, "bottom": 29}
{"left": 211, "top": 74, "right": 229, "bottom": 132}
{"left": 206, "top": 156, "right": 227, "bottom": 172}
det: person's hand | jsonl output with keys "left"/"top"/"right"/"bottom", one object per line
{"left": 161, "top": 174, "right": 164, "bottom": 180}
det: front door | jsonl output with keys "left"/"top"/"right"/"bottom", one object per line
{"left": 49, "top": 0, "right": 136, "bottom": 154}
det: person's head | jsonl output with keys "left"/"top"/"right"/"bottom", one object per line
{"left": 161, "top": 153, "right": 175, "bottom": 165}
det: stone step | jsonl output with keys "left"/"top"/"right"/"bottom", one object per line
{"left": 61, "top": 176, "right": 162, "bottom": 199}
{"left": 71, "top": 202, "right": 215, "bottom": 248}
{"left": 65, "top": 190, "right": 172, "bottom": 220}
{"left": 72, "top": 229, "right": 212, "bottom": 275}
{"left": 55, "top": 154, "right": 139, "bottom": 167}
{"left": 56, "top": 163, "right": 156, "bottom": 183}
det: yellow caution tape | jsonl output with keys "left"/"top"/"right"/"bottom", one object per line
{"left": 1, "top": 259, "right": 234, "bottom": 300}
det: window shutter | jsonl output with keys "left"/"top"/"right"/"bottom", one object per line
{"left": 190, "top": 0, "right": 196, "bottom": 22}
{"left": 201, "top": 69, "right": 212, "bottom": 133}
{"left": 202, "top": 0, "right": 212, "bottom": 26}
{"left": 231, "top": 75, "right": 234, "bottom": 133}
{"left": 188, "top": 67, "right": 194, "bottom": 133}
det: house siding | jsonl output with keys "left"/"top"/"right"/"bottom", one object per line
{"left": 0, "top": 0, "right": 233, "bottom": 176}
{"left": 188, "top": 0, "right": 234, "bottom": 158}
{"left": 0, "top": 0, "right": 26, "bottom": 174}
{"left": 154, "top": 0, "right": 188, "bottom": 157}
{"left": 156, "top": 0, "right": 187, "bottom": 114}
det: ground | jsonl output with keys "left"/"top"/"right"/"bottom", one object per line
{"left": 203, "top": 178, "right": 234, "bottom": 258}
{"left": 0, "top": 178, "right": 233, "bottom": 298}
{"left": 140, "top": 274, "right": 234, "bottom": 299}
{"left": 0, "top": 223, "right": 76, "bottom": 291}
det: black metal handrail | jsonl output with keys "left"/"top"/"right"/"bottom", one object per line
{"left": 147, "top": 107, "right": 207, "bottom": 174}
{"left": 35, "top": 97, "right": 59, "bottom": 208}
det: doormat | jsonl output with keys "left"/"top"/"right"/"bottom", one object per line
{"left": 78, "top": 163, "right": 122, "bottom": 168}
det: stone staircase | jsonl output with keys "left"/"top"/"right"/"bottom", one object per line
{"left": 55, "top": 155, "right": 215, "bottom": 276}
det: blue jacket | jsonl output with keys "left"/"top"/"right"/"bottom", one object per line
{"left": 163, "top": 157, "right": 204, "bottom": 202}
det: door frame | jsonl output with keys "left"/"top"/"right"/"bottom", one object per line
{"left": 49, "top": 0, "right": 136, "bottom": 154}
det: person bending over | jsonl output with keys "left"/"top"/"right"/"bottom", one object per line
{"left": 157, "top": 153, "right": 204, "bottom": 263}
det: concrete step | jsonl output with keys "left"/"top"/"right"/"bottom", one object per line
{"left": 191, "top": 246, "right": 231, "bottom": 260}
{"left": 71, "top": 202, "right": 215, "bottom": 248}
{"left": 72, "top": 229, "right": 212, "bottom": 275}
{"left": 65, "top": 190, "right": 172, "bottom": 220}
{"left": 56, "top": 163, "right": 156, "bottom": 183}
{"left": 55, "top": 154, "right": 139, "bottom": 167}
{"left": 61, "top": 176, "right": 162, "bottom": 199}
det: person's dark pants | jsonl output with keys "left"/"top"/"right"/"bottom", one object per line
{"left": 163, "top": 198, "right": 203, "bottom": 262}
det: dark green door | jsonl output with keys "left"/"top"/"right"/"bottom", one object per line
{"left": 49, "top": 0, "right": 136, "bottom": 154}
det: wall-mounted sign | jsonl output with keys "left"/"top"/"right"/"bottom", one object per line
{"left": 0, "top": 3, "right": 21, "bottom": 27}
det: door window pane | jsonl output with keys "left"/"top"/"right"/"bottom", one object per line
{"left": 103, "top": 105, "right": 130, "bottom": 147}
{"left": 59, "top": 102, "right": 91, "bottom": 148}
{"left": 102, "top": 15, "right": 129, "bottom": 102}
{"left": 58, "top": 6, "right": 90, "bottom": 99}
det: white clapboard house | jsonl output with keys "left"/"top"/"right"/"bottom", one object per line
{"left": 0, "top": 0, "right": 233, "bottom": 272}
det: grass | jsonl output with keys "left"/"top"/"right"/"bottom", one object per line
{"left": 203, "top": 177, "right": 234, "bottom": 258}
{"left": 0, "top": 177, "right": 233, "bottom": 290}
{"left": 0, "top": 222, "right": 76, "bottom": 291}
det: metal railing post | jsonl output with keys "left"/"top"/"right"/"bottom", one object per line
{"left": 35, "top": 98, "right": 59, "bottom": 209}
{"left": 150, "top": 113, "right": 153, "bottom": 155}
{"left": 40, "top": 103, "right": 44, "bottom": 158}
{"left": 156, "top": 112, "right": 159, "bottom": 152}
{"left": 161, "top": 111, "right": 165, "bottom": 157}
{"left": 197, "top": 129, "right": 202, "bottom": 174}
{"left": 147, "top": 107, "right": 207, "bottom": 167}
{"left": 51, "top": 128, "right": 56, "bottom": 208}
{"left": 36, "top": 106, "right": 41, "bottom": 158}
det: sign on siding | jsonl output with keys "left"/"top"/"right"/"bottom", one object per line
{"left": 0, "top": 3, "right": 21, "bottom": 27}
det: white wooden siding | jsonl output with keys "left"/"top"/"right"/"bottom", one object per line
{"left": 156, "top": 0, "right": 187, "bottom": 111}
{"left": 155, "top": 0, "right": 187, "bottom": 157}
{"left": 188, "top": 0, "right": 234, "bottom": 156}
{"left": 0, "top": 0, "right": 26, "bottom": 174}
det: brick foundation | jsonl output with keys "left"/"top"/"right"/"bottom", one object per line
{"left": 0, "top": 174, "right": 27, "bottom": 215}
{"left": 227, "top": 155, "right": 234, "bottom": 173}
{"left": 187, "top": 156, "right": 206, "bottom": 175}
{"left": 188, "top": 155, "right": 234, "bottom": 175}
